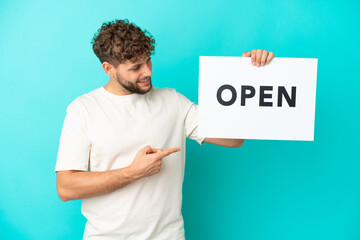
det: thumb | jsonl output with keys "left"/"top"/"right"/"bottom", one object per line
{"left": 141, "top": 145, "right": 152, "bottom": 154}
{"left": 151, "top": 148, "right": 162, "bottom": 154}
{"left": 242, "top": 51, "right": 251, "bottom": 57}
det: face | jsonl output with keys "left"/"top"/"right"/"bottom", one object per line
{"left": 113, "top": 56, "right": 153, "bottom": 94}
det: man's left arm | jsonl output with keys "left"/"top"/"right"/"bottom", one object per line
{"left": 203, "top": 138, "right": 245, "bottom": 148}
{"left": 202, "top": 49, "right": 275, "bottom": 148}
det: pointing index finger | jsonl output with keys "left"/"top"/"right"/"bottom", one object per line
{"left": 158, "top": 148, "right": 181, "bottom": 158}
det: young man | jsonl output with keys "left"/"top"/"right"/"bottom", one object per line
{"left": 55, "top": 19, "right": 274, "bottom": 240}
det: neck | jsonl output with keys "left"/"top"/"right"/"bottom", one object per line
{"left": 103, "top": 78, "right": 132, "bottom": 96}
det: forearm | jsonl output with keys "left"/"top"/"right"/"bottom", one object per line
{"left": 203, "top": 138, "right": 245, "bottom": 147}
{"left": 56, "top": 167, "right": 139, "bottom": 202}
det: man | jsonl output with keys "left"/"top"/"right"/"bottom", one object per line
{"left": 55, "top": 19, "right": 274, "bottom": 239}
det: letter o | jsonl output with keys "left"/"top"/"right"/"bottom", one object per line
{"left": 217, "top": 84, "right": 237, "bottom": 106}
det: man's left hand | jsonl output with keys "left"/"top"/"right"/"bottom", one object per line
{"left": 242, "top": 49, "right": 275, "bottom": 67}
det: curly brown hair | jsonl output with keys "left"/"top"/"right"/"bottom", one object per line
{"left": 91, "top": 19, "right": 155, "bottom": 67}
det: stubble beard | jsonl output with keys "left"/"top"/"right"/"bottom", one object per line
{"left": 115, "top": 72, "right": 152, "bottom": 94}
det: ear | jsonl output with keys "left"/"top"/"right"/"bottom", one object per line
{"left": 102, "top": 62, "right": 114, "bottom": 77}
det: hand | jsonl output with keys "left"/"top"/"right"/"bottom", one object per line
{"left": 128, "top": 145, "right": 181, "bottom": 179}
{"left": 242, "top": 49, "right": 275, "bottom": 67}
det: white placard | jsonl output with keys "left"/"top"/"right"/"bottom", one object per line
{"left": 198, "top": 56, "right": 318, "bottom": 141}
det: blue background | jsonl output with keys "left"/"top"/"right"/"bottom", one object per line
{"left": 1, "top": 0, "right": 359, "bottom": 239}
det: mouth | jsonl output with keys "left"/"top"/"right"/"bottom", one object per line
{"left": 138, "top": 78, "right": 151, "bottom": 86}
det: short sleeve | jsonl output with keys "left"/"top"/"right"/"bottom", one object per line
{"left": 55, "top": 99, "right": 91, "bottom": 172}
{"left": 175, "top": 90, "right": 205, "bottom": 145}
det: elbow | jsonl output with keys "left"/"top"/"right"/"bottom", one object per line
{"left": 56, "top": 178, "right": 75, "bottom": 202}
{"left": 59, "top": 195, "right": 69, "bottom": 202}
{"left": 230, "top": 139, "right": 245, "bottom": 148}
{"left": 57, "top": 186, "right": 70, "bottom": 202}
{"left": 56, "top": 171, "right": 78, "bottom": 202}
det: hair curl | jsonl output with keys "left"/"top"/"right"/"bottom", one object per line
{"left": 91, "top": 19, "right": 155, "bottom": 66}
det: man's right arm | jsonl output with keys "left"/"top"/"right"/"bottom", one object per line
{"left": 56, "top": 145, "right": 180, "bottom": 202}
{"left": 56, "top": 167, "right": 137, "bottom": 202}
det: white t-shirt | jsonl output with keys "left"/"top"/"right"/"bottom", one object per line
{"left": 55, "top": 86, "right": 205, "bottom": 240}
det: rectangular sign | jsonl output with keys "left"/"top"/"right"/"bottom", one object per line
{"left": 198, "top": 56, "right": 318, "bottom": 141}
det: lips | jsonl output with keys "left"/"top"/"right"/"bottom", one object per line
{"left": 138, "top": 78, "right": 150, "bottom": 86}
{"left": 138, "top": 77, "right": 150, "bottom": 83}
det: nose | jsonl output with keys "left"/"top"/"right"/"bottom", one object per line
{"left": 142, "top": 62, "right": 152, "bottom": 77}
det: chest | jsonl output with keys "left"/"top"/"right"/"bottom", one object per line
{"left": 87, "top": 100, "right": 181, "bottom": 157}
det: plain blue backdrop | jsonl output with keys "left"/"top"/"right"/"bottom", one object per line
{"left": 1, "top": 0, "right": 359, "bottom": 239}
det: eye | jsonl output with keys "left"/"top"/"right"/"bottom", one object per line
{"left": 132, "top": 65, "right": 140, "bottom": 70}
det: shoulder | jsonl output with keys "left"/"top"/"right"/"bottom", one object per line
{"left": 151, "top": 86, "right": 176, "bottom": 96}
{"left": 150, "top": 87, "right": 195, "bottom": 110}
{"left": 65, "top": 87, "right": 102, "bottom": 113}
{"left": 151, "top": 86, "right": 188, "bottom": 101}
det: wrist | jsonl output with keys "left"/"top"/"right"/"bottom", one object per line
{"left": 123, "top": 166, "right": 141, "bottom": 182}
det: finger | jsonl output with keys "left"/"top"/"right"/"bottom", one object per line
{"left": 251, "top": 50, "right": 256, "bottom": 65}
{"left": 260, "top": 50, "right": 268, "bottom": 67}
{"left": 142, "top": 145, "right": 152, "bottom": 154}
{"left": 266, "top": 51, "right": 275, "bottom": 65}
{"left": 256, "top": 49, "right": 262, "bottom": 67}
{"left": 242, "top": 52, "right": 251, "bottom": 57}
{"left": 158, "top": 147, "right": 181, "bottom": 158}
{"left": 150, "top": 148, "right": 162, "bottom": 154}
